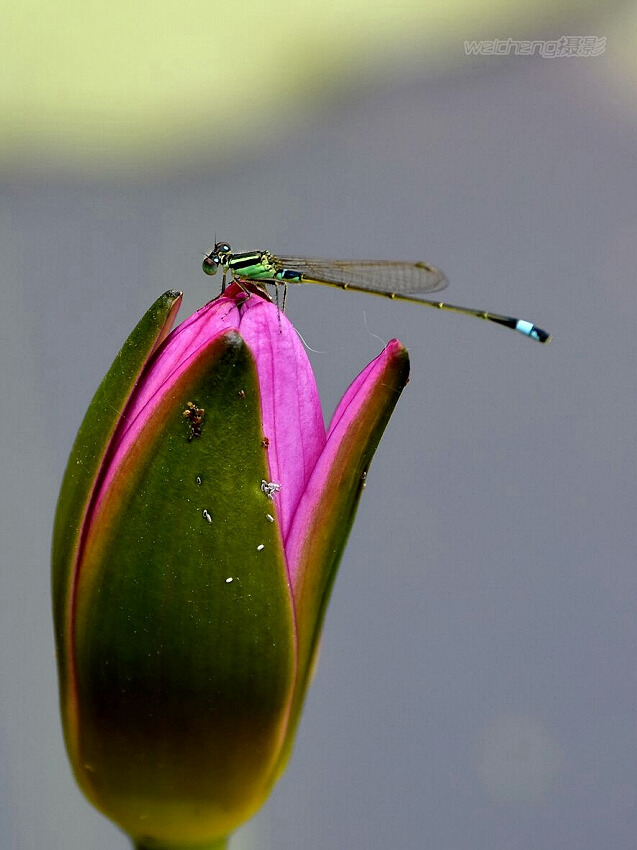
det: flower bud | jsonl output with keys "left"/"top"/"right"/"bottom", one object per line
{"left": 53, "top": 285, "right": 409, "bottom": 848}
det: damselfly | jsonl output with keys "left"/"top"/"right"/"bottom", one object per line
{"left": 202, "top": 242, "right": 551, "bottom": 343}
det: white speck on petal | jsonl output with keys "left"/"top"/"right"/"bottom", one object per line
{"left": 266, "top": 513, "right": 274, "bottom": 522}
{"left": 257, "top": 544, "right": 265, "bottom": 551}
{"left": 225, "top": 577, "right": 233, "bottom": 584}
{"left": 202, "top": 509, "right": 212, "bottom": 523}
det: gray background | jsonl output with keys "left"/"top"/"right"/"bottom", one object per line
{"left": 3, "top": 37, "right": 637, "bottom": 850}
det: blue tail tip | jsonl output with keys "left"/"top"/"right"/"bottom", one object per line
{"left": 516, "top": 319, "right": 552, "bottom": 344}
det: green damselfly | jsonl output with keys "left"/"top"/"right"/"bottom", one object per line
{"left": 202, "top": 241, "right": 551, "bottom": 343}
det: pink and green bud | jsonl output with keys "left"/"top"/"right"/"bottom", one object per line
{"left": 52, "top": 285, "right": 410, "bottom": 849}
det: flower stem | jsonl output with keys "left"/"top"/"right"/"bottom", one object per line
{"left": 133, "top": 838, "right": 229, "bottom": 850}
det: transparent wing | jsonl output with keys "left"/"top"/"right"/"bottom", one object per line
{"left": 273, "top": 256, "right": 448, "bottom": 295}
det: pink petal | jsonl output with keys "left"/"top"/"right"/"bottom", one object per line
{"left": 285, "top": 339, "right": 407, "bottom": 586}
{"left": 237, "top": 294, "right": 325, "bottom": 542}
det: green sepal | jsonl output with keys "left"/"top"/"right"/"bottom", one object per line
{"left": 69, "top": 331, "right": 295, "bottom": 846}
{"left": 52, "top": 291, "right": 182, "bottom": 704}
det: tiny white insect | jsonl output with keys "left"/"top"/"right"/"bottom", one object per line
{"left": 260, "top": 480, "right": 281, "bottom": 500}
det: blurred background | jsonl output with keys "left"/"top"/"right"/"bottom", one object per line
{"left": 2, "top": 0, "right": 637, "bottom": 848}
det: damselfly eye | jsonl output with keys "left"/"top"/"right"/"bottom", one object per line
{"left": 202, "top": 256, "right": 218, "bottom": 276}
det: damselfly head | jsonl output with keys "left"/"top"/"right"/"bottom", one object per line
{"left": 202, "top": 241, "right": 232, "bottom": 276}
